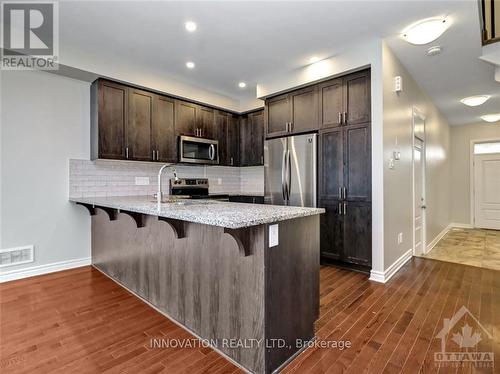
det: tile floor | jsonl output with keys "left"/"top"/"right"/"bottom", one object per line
{"left": 419, "top": 228, "right": 500, "bottom": 271}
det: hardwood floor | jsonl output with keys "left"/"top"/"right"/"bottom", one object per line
{"left": 1, "top": 258, "right": 498, "bottom": 373}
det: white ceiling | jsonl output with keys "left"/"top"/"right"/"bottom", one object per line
{"left": 58, "top": 1, "right": 499, "bottom": 124}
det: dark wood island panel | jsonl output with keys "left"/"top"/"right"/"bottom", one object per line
{"left": 91, "top": 210, "right": 319, "bottom": 374}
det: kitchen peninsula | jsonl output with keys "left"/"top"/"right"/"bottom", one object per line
{"left": 71, "top": 196, "right": 324, "bottom": 374}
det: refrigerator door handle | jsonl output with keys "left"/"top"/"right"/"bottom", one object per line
{"left": 286, "top": 149, "right": 291, "bottom": 200}
{"left": 282, "top": 148, "right": 287, "bottom": 201}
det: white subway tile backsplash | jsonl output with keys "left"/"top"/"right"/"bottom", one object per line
{"left": 69, "top": 159, "right": 264, "bottom": 198}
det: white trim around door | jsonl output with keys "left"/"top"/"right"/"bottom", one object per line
{"left": 469, "top": 138, "right": 500, "bottom": 228}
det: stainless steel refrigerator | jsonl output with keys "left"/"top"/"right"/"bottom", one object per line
{"left": 264, "top": 133, "right": 317, "bottom": 207}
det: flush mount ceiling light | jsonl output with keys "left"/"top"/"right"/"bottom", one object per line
{"left": 186, "top": 61, "right": 195, "bottom": 69}
{"left": 402, "top": 17, "right": 449, "bottom": 45}
{"left": 309, "top": 56, "right": 320, "bottom": 64}
{"left": 480, "top": 113, "right": 500, "bottom": 123}
{"left": 238, "top": 82, "right": 247, "bottom": 88}
{"left": 460, "top": 95, "right": 491, "bottom": 107}
{"left": 185, "top": 21, "right": 197, "bottom": 32}
{"left": 426, "top": 46, "right": 442, "bottom": 56}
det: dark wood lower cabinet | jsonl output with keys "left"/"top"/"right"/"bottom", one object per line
{"left": 342, "top": 201, "right": 371, "bottom": 266}
{"left": 319, "top": 200, "right": 343, "bottom": 261}
{"left": 320, "top": 199, "right": 371, "bottom": 268}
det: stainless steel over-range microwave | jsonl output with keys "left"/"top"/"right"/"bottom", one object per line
{"left": 178, "top": 136, "right": 219, "bottom": 165}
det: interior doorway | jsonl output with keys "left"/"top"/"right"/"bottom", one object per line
{"left": 413, "top": 109, "right": 426, "bottom": 256}
{"left": 472, "top": 141, "right": 500, "bottom": 230}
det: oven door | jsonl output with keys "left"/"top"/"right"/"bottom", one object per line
{"left": 179, "top": 136, "right": 219, "bottom": 165}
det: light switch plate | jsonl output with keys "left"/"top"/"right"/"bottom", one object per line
{"left": 269, "top": 224, "right": 279, "bottom": 247}
{"left": 135, "top": 177, "right": 150, "bottom": 185}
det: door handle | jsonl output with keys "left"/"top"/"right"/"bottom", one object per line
{"left": 209, "top": 144, "right": 215, "bottom": 161}
{"left": 282, "top": 149, "right": 287, "bottom": 200}
{"left": 286, "top": 149, "right": 291, "bottom": 200}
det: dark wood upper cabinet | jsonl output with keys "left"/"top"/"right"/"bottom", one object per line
{"left": 127, "top": 88, "right": 154, "bottom": 161}
{"left": 94, "top": 80, "right": 127, "bottom": 160}
{"left": 344, "top": 71, "right": 371, "bottom": 126}
{"left": 319, "top": 128, "right": 343, "bottom": 201}
{"left": 319, "top": 78, "right": 343, "bottom": 129}
{"left": 265, "top": 88, "right": 318, "bottom": 138}
{"left": 197, "top": 106, "right": 215, "bottom": 139}
{"left": 344, "top": 124, "right": 371, "bottom": 202}
{"left": 240, "top": 109, "right": 264, "bottom": 166}
{"left": 153, "top": 95, "right": 176, "bottom": 163}
{"left": 290, "top": 86, "right": 318, "bottom": 133}
{"left": 215, "top": 111, "right": 229, "bottom": 165}
{"left": 174, "top": 100, "right": 197, "bottom": 137}
{"left": 227, "top": 115, "right": 240, "bottom": 166}
{"left": 265, "top": 94, "right": 290, "bottom": 138}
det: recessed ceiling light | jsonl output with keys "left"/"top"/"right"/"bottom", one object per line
{"left": 426, "top": 46, "right": 442, "bottom": 56}
{"left": 480, "top": 113, "right": 500, "bottom": 123}
{"left": 185, "top": 21, "right": 197, "bottom": 32}
{"left": 238, "top": 82, "right": 247, "bottom": 88}
{"left": 186, "top": 61, "right": 195, "bottom": 69}
{"left": 402, "top": 17, "right": 449, "bottom": 45}
{"left": 460, "top": 95, "right": 491, "bottom": 107}
{"left": 309, "top": 56, "right": 320, "bottom": 64}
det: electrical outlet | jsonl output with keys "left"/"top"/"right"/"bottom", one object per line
{"left": 397, "top": 233, "right": 403, "bottom": 245}
{"left": 135, "top": 177, "right": 150, "bottom": 185}
{"left": 269, "top": 224, "right": 279, "bottom": 247}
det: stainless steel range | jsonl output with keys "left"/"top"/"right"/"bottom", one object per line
{"left": 169, "top": 178, "right": 229, "bottom": 201}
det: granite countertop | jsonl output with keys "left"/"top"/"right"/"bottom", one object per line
{"left": 70, "top": 195, "right": 324, "bottom": 229}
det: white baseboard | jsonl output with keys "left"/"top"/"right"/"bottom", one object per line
{"left": 449, "top": 222, "right": 474, "bottom": 229}
{"left": 426, "top": 224, "right": 452, "bottom": 253}
{"left": 0, "top": 257, "right": 91, "bottom": 283}
{"left": 369, "top": 248, "right": 412, "bottom": 283}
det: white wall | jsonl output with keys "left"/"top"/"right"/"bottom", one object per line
{"left": 256, "top": 38, "right": 385, "bottom": 274}
{"left": 1, "top": 70, "right": 92, "bottom": 276}
{"left": 450, "top": 123, "right": 500, "bottom": 225}
{"left": 382, "top": 43, "right": 451, "bottom": 268}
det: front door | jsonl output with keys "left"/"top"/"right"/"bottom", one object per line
{"left": 474, "top": 151, "right": 500, "bottom": 230}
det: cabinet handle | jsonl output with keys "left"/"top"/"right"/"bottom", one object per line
{"left": 261, "top": 155, "right": 264, "bottom": 164}
{"left": 156, "top": 150, "right": 159, "bottom": 160}
{"left": 338, "top": 187, "right": 342, "bottom": 199}
{"left": 290, "top": 122, "right": 293, "bottom": 131}
{"left": 126, "top": 147, "right": 129, "bottom": 159}
{"left": 338, "top": 202, "right": 342, "bottom": 216}
{"left": 343, "top": 202, "right": 347, "bottom": 216}
{"left": 152, "top": 150, "right": 155, "bottom": 161}
{"left": 343, "top": 112, "right": 347, "bottom": 125}
{"left": 338, "top": 112, "right": 342, "bottom": 124}
{"left": 343, "top": 187, "right": 347, "bottom": 200}
{"left": 230, "top": 157, "right": 234, "bottom": 166}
